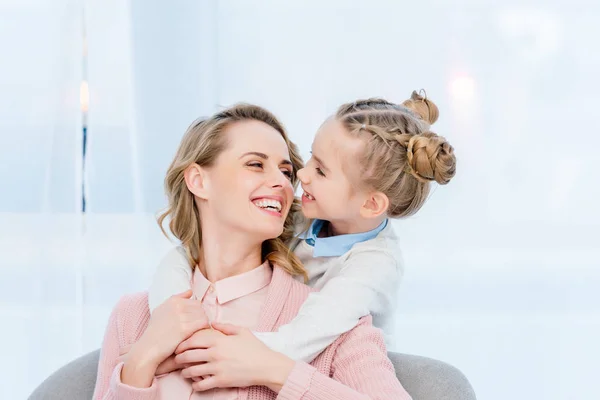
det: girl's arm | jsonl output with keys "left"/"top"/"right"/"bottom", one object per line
{"left": 148, "top": 246, "right": 193, "bottom": 312}
{"left": 255, "top": 250, "right": 401, "bottom": 362}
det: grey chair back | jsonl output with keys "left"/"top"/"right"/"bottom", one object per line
{"left": 29, "top": 350, "right": 476, "bottom": 399}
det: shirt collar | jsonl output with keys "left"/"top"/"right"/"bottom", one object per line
{"left": 192, "top": 261, "right": 272, "bottom": 304}
{"left": 302, "top": 219, "right": 388, "bottom": 257}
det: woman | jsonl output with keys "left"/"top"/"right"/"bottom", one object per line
{"left": 92, "top": 104, "right": 411, "bottom": 399}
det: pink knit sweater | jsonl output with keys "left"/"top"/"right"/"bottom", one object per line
{"left": 93, "top": 266, "right": 412, "bottom": 400}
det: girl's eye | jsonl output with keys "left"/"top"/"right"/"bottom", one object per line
{"left": 316, "top": 167, "right": 326, "bottom": 177}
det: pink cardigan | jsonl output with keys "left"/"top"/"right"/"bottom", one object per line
{"left": 93, "top": 266, "right": 412, "bottom": 400}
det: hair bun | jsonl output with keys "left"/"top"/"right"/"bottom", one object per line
{"left": 406, "top": 132, "right": 456, "bottom": 185}
{"left": 401, "top": 90, "right": 439, "bottom": 125}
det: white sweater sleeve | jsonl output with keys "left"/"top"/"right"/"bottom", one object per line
{"left": 254, "top": 250, "right": 400, "bottom": 362}
{"left": 148, "top": 246, "right": 193, "bottom": 313}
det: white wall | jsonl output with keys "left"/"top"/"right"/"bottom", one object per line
{"left": 1, "top": 1, "right": 599, "bottom": 399}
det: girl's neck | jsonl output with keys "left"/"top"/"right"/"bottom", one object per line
{"left": 323, "top": 217, "right": 386, "bottom": 237}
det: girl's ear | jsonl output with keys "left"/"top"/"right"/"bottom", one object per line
{"left": 359, "top": 191, "right": 389, "bottom": 219}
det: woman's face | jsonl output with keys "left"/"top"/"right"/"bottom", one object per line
{"left": 195, "top": 120, "right": 295, "bottom": 241}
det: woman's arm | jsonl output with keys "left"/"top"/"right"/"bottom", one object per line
{"left": 93, "top": 290, "right": 209, "bottom": 399}
{"left": 275, "top": 316, "right": 411, "bottom": 400}
{"left": 254, "top": 251, "right": 400, "bottom": 362}
{"left": 92, "top": 297, "right": 160, "bottom": 400}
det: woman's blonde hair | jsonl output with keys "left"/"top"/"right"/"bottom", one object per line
{"left": 336, "top": 90, "right": 456, "bottom": 218}
{"left": 157, "top": 104, "right": 307, "bottom": 281}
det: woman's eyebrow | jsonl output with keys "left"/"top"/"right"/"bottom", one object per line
{"left": 240, "top": 151, "right": 292, "bottom": 166}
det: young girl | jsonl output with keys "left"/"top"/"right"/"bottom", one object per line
{"left": 149, "top": 90, "right": 456, "bottom": 362}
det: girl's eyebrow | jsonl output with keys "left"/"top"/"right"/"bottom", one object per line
{"left": 312, "top": 153, "right": 330, "bottom": 172}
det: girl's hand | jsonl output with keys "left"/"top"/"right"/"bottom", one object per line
{"left": 174, "top": 323, "right": 295, "bottom": 393}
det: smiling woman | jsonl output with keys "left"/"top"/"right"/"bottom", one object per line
{"left": 156, "top": 107, "right": 306, "bottom": 281}
{"left": 180, "top": 119, "right": 295, "bottom": 263}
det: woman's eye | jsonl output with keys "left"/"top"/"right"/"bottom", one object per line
{"left": 282, "top": 170, "right": 293, "bottom": 179}
{"left": 247, "top": 162, "right": 263, "bottom": 168}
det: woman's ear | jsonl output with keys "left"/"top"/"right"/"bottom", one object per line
{"left": 359, "top": 191, "right": 389, "bottom": 219}
{"left": 184, "top": 163, "right": 209, "bottom": 199}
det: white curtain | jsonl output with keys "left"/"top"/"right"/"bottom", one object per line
{"left": 1, "top": 1, "right": 598, "bottom": 399}
{"left": 0, "top": 0, "right": 83, "bottom": 398}
{"left": 0, "top": 0, "right": 82, "bottom": 212}
{"left": 85, "top": 0, "right": 219, "bottom": 213}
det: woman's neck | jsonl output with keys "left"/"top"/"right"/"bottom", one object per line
{"left": 198, "top": 223, "right": 263, "bottom": 283}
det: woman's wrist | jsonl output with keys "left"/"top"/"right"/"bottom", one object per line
{"left": 121, "top": 342, "right": 160, "bottom": 388}
{"left": 260, "top": 351, "right": 296, "bottom": 393}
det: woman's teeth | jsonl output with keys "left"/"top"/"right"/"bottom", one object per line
{"left": 253, "top": 199, "right": 282, "bottom": 212}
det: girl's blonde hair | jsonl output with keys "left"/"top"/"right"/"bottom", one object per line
{"left": 336, "top": 90, "right": 456, "bottom": 218}
{"left": 157, "top": 104, "right": 307, "bottom": 281}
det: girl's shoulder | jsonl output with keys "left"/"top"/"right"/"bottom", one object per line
{"left": 348, "top": 223, "right": 401, "bottom": 257}
{"left": 164, "top": 245, "right": 188, "bottom": 261}
{"left": 343, "top": 224, "right": 404, "bottom": 276}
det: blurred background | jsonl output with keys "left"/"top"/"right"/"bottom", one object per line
{"left": 1, "top": 0, "right": 599, "bottom": 399}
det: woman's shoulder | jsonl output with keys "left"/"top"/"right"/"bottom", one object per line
{"left": 327, "top": 314, "right": 385, "bottom": 357}
{"left": 290, "top": 274, "right": 316, "bottom": 296}
{"left": 271, "top": 265, "right": 315, "bottom": 314}
{"left": 116, "top": 292, "right": 150, "bottom": 313}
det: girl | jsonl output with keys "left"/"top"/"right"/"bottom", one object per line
{"left": 149, "top": 91, "right": 456, "bottom": 362}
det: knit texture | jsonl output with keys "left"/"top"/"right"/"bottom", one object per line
{"left": 93, "top": 266, "right": 411, "bottom": 400}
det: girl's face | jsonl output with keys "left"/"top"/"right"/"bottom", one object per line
{"left": 297, "top": 118, "right": 369, "bottom": 230}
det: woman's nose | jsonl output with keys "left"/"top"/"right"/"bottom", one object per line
{"left": 269, "top": 169, "right": 290, "bottom": 189}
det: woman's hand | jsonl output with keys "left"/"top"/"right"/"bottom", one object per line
{"left": 174, "top": 323, "right": 295, "bottom": 393}
{"left": 122, "top": 290, "right": 209, "bottom": 387}
{"left": 155, "top": 355, "right": 180, "bottom": 375}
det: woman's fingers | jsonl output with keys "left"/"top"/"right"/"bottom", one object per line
{"left": 176, "top": 329, "right": 221, "bottom": 354}
{"left": 181, "top": 363, "right": 214, "bottom": 379}
{"left": 192, "top": 375, "right": 220, "bottom": 391}
{"left": 155, "top": 355, "right": 180, "bottom": 375}
{"left": 211, "top": 322, "right": 241, "bottom": 335}
{"left": 175, "top": 348, "right": 212, "bottom": 365}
